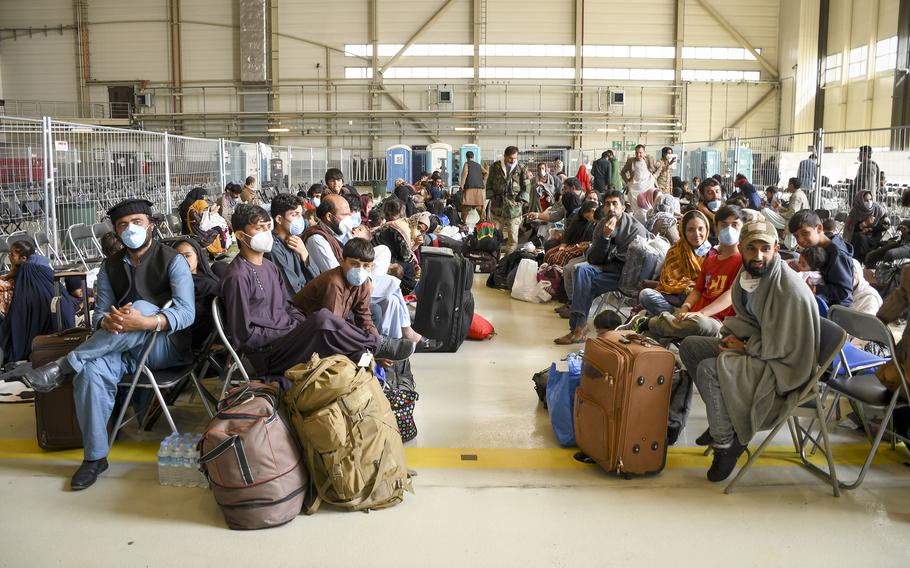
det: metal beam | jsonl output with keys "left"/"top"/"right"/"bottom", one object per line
{"left": 378, "top": 85, "right": 440, "bottom": 143}
{"left": 672, "top": 0, "right": 685, "bottom": 142}
{"left": 729, "top": 86, "right": 778, "bottom": 130}
{"left": 167, "top": 0, "right": 183, "bottom": 120}
{"left": 270, "top": 0, "right": 280, "bottom": 114}
{"left": 891, "top": 0, "right": 910, "bottom": 131}
{"left": 471, "top": 0, "right": 482, "bottom": 143}
{"left": 695, "top": 0, "right": 779, "bottom": 80}
{"left": 379, "top": 0, "right": 458, "bottom": 74}
{"left": 573, "top": 0, "right": 583, "bottom": 148}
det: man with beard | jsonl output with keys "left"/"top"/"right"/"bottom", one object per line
{"left": 678, "top": 219, "right": 819, "bottom": 482}
{"left": 303, "top": 194, "right": 359, "bottom": 276}
{"left": 554, "top": 190, "right": 646, "bottom": 344}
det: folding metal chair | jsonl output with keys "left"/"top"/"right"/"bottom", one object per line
{"left": 109, "top": 302, "right": 216, "bottom": 448}
{"left": 797, "top": 305, "right": 910, "bottom": 490}
{"left": 724, "top": 318, "right": 847, "bottom": 496}
{"left": 67, "top": 223, "right": 104, "bottom": 269}
{"left": 212, "top": 297, "right": 251, "bottom": 397}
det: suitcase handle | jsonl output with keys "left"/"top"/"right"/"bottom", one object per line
{"left": 619, "top": 333, "right": 660, "bottom": 348}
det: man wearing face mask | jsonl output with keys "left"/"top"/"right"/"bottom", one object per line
{"left": 302, "top": 194, "right": 358, "bottom": 276}
{"left": 22, "top": 199, "right": 195, "bottom": 490}
{"left": 293, "top": 238, "right": 378, "bottom": 337}
{"left": 221, "top": 204, "right": 414, "bottom": 378}
{"left": 696, "top": 178, "right": 725, "bottom": 244}
{"left": 678, "top": 219, "right": 819, "bottom": 482}
{"left": 486, "top": 145, "right": 528, "bottom": 254}
{"left": 265, "top": 193, "right": 314, "bottom": 295}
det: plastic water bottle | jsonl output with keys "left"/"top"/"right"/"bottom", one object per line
{"left": 189, "top": 434, "right": 208, "bottom": 488}
{"left": 173, "top": 438, "right": 187, "bottom": 487}
{"left": 181, "top": 433, "right": 196, "bottom": 487}
{"left": 157, "top": 438, "right": 169, "bottom": 486}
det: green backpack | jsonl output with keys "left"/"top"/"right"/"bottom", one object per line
{"left": 284, "top": 354, "right": 414, "bottom": 512}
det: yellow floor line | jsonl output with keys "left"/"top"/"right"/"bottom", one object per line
{"left": 0, "top": 438, "right": 907, "bottom": 470}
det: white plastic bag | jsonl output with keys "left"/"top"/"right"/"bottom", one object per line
{"left": 511, "top": 258, "right": 552, "bottom": 303}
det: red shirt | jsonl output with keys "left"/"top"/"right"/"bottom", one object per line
{"left": 692, "top": 248, "right": 742, "bottom": 320}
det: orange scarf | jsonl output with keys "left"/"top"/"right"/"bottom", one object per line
{"left": 659, "top": 210, "right": 709, "bottom": 294}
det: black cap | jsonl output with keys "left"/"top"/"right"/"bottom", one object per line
{"left": 859, "top": 145, "right": 872, "bottom": 155}
{"left": 107, "top": 198, "right": 153, "bottom": 222}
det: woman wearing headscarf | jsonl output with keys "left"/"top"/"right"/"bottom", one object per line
{"left": 844, "top": 190, "right": 888, "bottom": 264}
{"left": 0, "top": 241, "right": 55, "bottom": 363}
{"left": 647, "top": 191, "right": 681, "bottom": 244}
{"left": 185, "top": 190, "right": 226, "bottom": 257}
{"left": 178, "top": 187, "right": 207, "bottom": 234}
{"left": 575, "top": 164, "right": 591, "bottom": 191}
{"left": 58, "top": 276, "right": 88, "bottom": 330}
{"left": 637, "top": 210, "right": 711, "bottom": 316}
{"left": 172, "top": 237, "right": 221, "bottom": 348}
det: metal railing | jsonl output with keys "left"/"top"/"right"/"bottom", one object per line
{"left": 0, "top": 100, "right": 133, "bottom": 121}
{"left": 0, "top": 114, "right": 355, "bottom": 262}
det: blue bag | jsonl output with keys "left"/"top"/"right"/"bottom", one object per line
{"left": 546, "top": 354, "right": 582, "bottom": 447}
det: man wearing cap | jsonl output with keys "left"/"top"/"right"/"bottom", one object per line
{"left": 22, "top": 198, "right": 195, "bottom": 490}
{"left": 678, "top": 219, "right": 820, "bottom": 483}
{"left": 853, "top": 145, "right": 881, "bottom": 201}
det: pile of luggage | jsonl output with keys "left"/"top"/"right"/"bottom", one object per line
{"left": 198, "top": 354, "right": 416, "bottom": 530}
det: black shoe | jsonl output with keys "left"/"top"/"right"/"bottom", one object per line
{"left": 667, "top": 425, "right": 681, "bottom": 446}
{"left": 21, "top": 361, "right": 66, "bottom": 393}
{"left": 375, "top": 336, "right": 417, "bottom": 361}
{"left": 71, "top": 458, "right": 109, "bottom": 491}
{"left": 695, "top": 428, "right": 715, "bottom": 447}
{"left": 414, "top": 338, "right": 443, "bottom": 353}
{"left": 706, "top": 440, "right": 747, "bottom": 482}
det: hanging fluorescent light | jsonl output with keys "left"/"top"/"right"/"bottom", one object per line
{"left": 454, "top": 127, "right": 476, "bottom": 132}
{"left": 267, "top": 127, "right": 290, "bottom": 133}
{"left": 596, "top": 128, "right": 619, "bottom": 133}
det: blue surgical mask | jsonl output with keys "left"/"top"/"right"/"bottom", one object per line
{"left": 289, "top": 217, "right": 306, "bottom": 236}
{"left": 119, "top": 223, "right": 149, "bottom": 250}
{"left": 694, "top": 241, "right": 712, "bottom": 257}
{"left": 351, "top": 212, "right": 362, "bottom": 227}
{"left": 312, "top": 197, "right": 321, "bottom": 208}
{"left": 863, "top": 201, "right": 874, "bottom": 211}
{"left": 718, "top": 226, "right": 740, "bottom": 246}
{"left": 345, "top": 266, "right": 370, "bottom": 287}
{"left": 706, "top": 200, "right": 721, "bottom": 212}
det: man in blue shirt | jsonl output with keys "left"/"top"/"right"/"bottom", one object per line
{"left": 797, "top": 153, "right": 818, "bottom": 192}
{"left": 24, "top": 199, "right": 195, "bottom": 490}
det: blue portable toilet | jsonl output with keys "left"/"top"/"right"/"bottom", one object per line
{"left": 386, "top": 145, "right": 412, "bottom": 192}
{"left": 426, "top": 143, "right": 454, "bottom": 187}
{"left": 459, "top": 144, "right": 481, "bottom": 182}
{"left": 689, "top": 147, "right": 721, "bottom": 180}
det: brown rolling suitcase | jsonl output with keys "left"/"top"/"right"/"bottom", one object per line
{"left": 574, "top": 331, "right": 675, "bottom": 476}
{"left": 31, "top": 328, "right": 91, "bottom": 450}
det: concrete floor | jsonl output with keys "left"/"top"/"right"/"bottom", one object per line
{"left": 1, "top": 274, "right": 909, "bottom": 567}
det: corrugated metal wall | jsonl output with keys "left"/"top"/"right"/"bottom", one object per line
{"left": 1, "top": 0, "right": 786, "bottom": 151}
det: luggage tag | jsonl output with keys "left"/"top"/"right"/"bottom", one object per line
{"left": 357, "top": 352, "right": 374, "bottom": 368}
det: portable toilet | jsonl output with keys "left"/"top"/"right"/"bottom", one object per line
{"left": 689, "top": 147, "right": 721, "bottom": 180}
{"left": 411, "top": 145, "right": 428, "bottom": 184}
{"left": 726, "top": 146, "right": 753, "bottom": 181}
{"left": 426, "top": 142, "right": 454, "bottom": 187}
{"left": 386, "top": 145, "right": 412, "bottom": 192}
{"left": 459, "top": 144, "right": 481, "bottom": 182}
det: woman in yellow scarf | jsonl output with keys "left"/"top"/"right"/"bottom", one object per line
{"left": 187, "top": 198, "right": 226, "bottom": 256}
{"left": 638, "top": 210, "right": 711, "bottom": 316}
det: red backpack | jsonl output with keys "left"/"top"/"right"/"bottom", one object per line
{"left": 468, "top": 314, "right": 495, "bottom": 340}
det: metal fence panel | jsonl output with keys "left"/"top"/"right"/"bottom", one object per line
{"left": 0, "top": 116, "right": 48, "bottom": 242}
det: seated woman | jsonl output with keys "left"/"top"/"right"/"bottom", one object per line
{"left": 372, "top": 198, "right": 418, "bottom": 293}
{"left": 59, "top": 276, "right": 89, "bottom": 329}
{"left": 173, "top": 238, "right": 221, "bottom": 349}
{"left": 184, "top": 188, "right": 228, "bottom": 257}
{"left": 0, "top": 241, "right": 56, "bottom": 364}
{"left": 844, "top": 190, "right": 888, "bottom": 264}
{"left": 544, "top": 200, "right": 598, "bottom": 264}
{"left": 638, "top": 211, "right": 711, "bottom": 316}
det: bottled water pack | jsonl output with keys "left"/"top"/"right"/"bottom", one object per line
{"left": 157, "top": 432, "right": 209, "bottom": 488}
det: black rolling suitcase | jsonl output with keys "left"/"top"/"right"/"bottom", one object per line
{"left": 413, "top": 247, "right": 474, "bottom": 352}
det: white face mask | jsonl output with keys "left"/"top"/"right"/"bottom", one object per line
{"left": 740, "top": 272, "right": 761, "bottom": 293}
{"left": 241, "top": 230, "right": 273, "bottom": 253}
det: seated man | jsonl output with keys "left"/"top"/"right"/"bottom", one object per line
{"left": 693, "top": 178, "right": 724, "bottom": 244}
{"left": 787, "top": 209, "right": 854, "bottom": 310}
{"left": 679, "top": 219, "right": 819, "bottom": 482}
{"left": 23, "top": 199, "right": 195, "bottom": 490}
{"left": 555, "top": 190, "right": 646, "bottom": 345}
{"left": 644, "top": 205, "right": 744, "bottom": 341}
{"left": 293, "top": 238, "right": 378, "bottom": 337}
{"left": 266, "top": 192, "right": 314, "bottom": 295}
{"left": 865, "top": 220, "right": 910, "bottom": 268}
{"left": 303, "top": 194, "right": 357, "bottom": 276}
{"left": 220, "top": 205, "right": 413, "bottom": 377}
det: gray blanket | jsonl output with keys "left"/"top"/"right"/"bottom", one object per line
{"left": 718, "top": 254, "right": 820, "bottom": 443}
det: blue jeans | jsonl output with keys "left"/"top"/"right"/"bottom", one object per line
{"left": 569, "top": 262, "right": 621, "bottom": 331}
{"left": 638, "top": 288, "right": 685, "bottom": 316}
{"left": 68, "top": 300, "right": 193, "bottom": 460}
